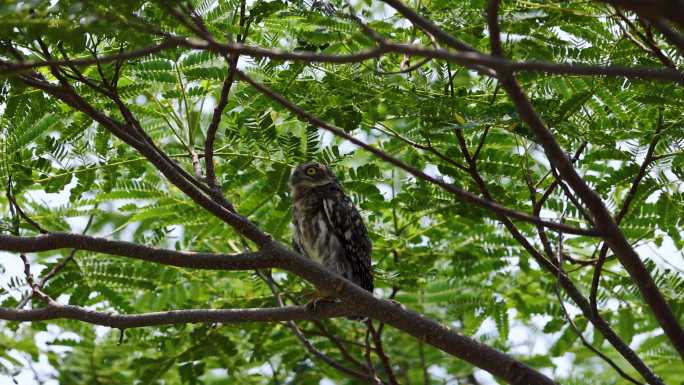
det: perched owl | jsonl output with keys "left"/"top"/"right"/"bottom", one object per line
{"left": 289, "top": 162, "right": 373, "bottom": 304}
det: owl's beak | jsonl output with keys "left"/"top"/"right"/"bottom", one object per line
{"left": 288, "top": 169, "right": 302, "bottom": 187}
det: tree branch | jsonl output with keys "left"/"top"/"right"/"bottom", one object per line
{"left": 0, "top": 39, "right": 179, "bottom": 76}
{"left": 237, "top": 70, "right": 600, "bottom": 237}
{"left": 16, "top": 69, "right": 269, "bottom": 246}
{"left": 16, "top": 211, "right": 97, "bottom": 309}
{"left": 5, "top": 177, "right": 47, "bottom": 234}
{"left": 599, "top": 0, "right": 684, "bottom": 30}
{"left": 4, "top": 37, "right": 684, "bottom": 84}
{"left": 456, "top": 128, "right": 663, "bottom": 385}
{"left": 0, "top": 233, "right": 558, "bottom": 384}
{"left": 448, "top": 18, "right": 663, "bottom": 380}
{"left": 381, "top": 0, "right": 476, "bottom": 53}
{"left": 648, "top": 18, "right": 684, "bottom": 56}
{"left": 487, "top": 0, "right": 684, "bottom": 361}
{"left": 0, "top": 303, "right": 352, "bottom": 327}
{"left": 369, "top": 321, "right": 400, "bottom": 385}
{"left": 0, "top": 233, "right": 278, "bottom": 271}
{"left": 487, "top": 0, "right": 503, "bottom": 57}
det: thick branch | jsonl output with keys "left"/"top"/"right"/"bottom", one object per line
{"left": 274, "top": 243, "right": 557, "bottom": 385}
{"left": 487, "top": 2, "right": 684, "bottom": 360}
{"left": 649, "top": 18, "right": 684, "bottom": 56}
{"left": 0, "top": 233, "right": 278, "bottom": 270}
{"left": 0, "top": 231, "right": 557, "bottom": 384}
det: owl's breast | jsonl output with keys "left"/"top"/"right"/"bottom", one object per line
{"left": 293, "top": 201, "right": 343, "bottom": 267}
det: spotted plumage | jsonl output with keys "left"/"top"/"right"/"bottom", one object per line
{"left": 289, "top": 163, "right": 373, "bottom": 297}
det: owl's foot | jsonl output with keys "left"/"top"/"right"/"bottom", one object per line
{"left": 388, "top": 299, "right": 404, "bottom": 309}
{"left": 305, "top": 293, "right": 337, "bottom": 312}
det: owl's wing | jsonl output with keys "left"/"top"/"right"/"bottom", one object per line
{"left": 322, "top": 188, "right": 373, "bottom": 292}
{"left": 292, "top": 217, "right": 304, "bottom": 255}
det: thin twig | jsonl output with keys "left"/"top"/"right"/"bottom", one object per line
{"left": 364, "top": 321, "right": 380, "bottom": 384}
{"left": 590, "top": 115, "right": 664, "bottom": 317}
{"left": 472, "top": 126, "right": 490, "bottom": 162}
{"left": 203, "top": 0, "right": 247, "bottom": 191}
{"left": 368, "top": 320, "right": 400, "bottom": 385}
{"left": 534, "top": 142, "right": 588, "bottom": 213}
{"left": 17, "top": 211, "right": 97, "bottom": 309}
{"left": 376, "top": 57, "right": 431, "bottom": 75}
{"left": 5, "top": 178, "right": 47, "bottom": 234}
{"left": 614, "top": 10, "right": 677, "bottom": 69}
{"left": 18, "top": 254, "right": 57, "bottom": 306}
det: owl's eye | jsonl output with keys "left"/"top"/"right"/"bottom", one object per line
{"left": 305, "top": 167, "right": 317, "bottom": 176}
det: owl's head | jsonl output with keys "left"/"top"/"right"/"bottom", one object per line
{"left": 289, "top": 162, "right": 337, "bottom": 189}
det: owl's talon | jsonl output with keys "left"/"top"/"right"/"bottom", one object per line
{"left": 388, "top": 299, "right": 404, "bottom": 309}
{"left": 305, "top": 295, "right": 336, "bottom": 312}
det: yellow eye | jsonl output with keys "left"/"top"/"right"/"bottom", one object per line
{"left": 306, "top": 167, "right": 317, "bottom": 176}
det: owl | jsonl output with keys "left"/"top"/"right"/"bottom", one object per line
{"left": 289, "top": 162, "right": 373, "bottom": 306}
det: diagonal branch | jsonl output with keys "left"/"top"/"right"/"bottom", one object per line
{"left": 0, "top": 234, "right": 557, "bottom": 384}
{"left": 201, "top": 0, "right": 250, "bottom": 193}
{"left": 648, "top": 18, "right": 684, "bottom": 56}
{"left": 237, "top": 69, "right": 599, "bottom": 237}
{"left": 599, "top": 0, "right": 684, "bottom": 30}
{"left": 486, "top": 0, "right": 684, "bottom": 362}
{"left": 456, "top": 123, "right": 662, "bottom": 385}
{"left": 449, "top": 17, "right": 663, "bottom": 380}
{"left": 381, "top": 0, "right": 476, "bottom": 53}
{"left": 368, "top": 321, "right": 400, "bottom": 385}
{"left": 16, "top": 71, "right": 269, "bottom": 246}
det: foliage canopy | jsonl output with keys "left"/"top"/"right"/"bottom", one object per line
{"left": 0, "top": 0, "right": 683, "bottom": 384}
